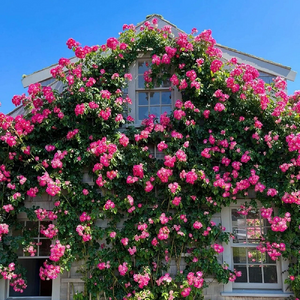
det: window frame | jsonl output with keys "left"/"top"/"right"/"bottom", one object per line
{"left": 127, "top": 56, "right": 181, "bottom": 126}
{"left": 0, "top": 214, "right": 60, "bottom": 300}
{"left": 221, "top": 200, "right": 290, "bottom": 296}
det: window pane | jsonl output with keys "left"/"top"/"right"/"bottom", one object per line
{"left": 162, "top": 78, "right": 170, "bottom": 87}
{"left": 150, "top": 92, "right": 160, "bottom": 105}
{"left": 233, "top": 247, "right": 246, "bottom": 263}
{"left": 247, "top": 249, "right": 264, "bottom": 264}
{"left": 232, "top": 209, "right": 246, "bottom": 227}
{"left": 39, "top": 239, "right": 51, "bottom": 256}
{"left": 26, "top": 221, "right": 39, "bottom": 236}
{"left": 138, "top": 92, "right": 148, "bottom": 105}
{"left": 247, "top": 227, "right": 261, "bottom": 242}
{"left": 150, "top": 106, "right": 161, "bottom": 117}
{"left": 162, "top": 92, "right": 171, "bottom": 104}
{"left": 138, "top": 61, "right": 149, "bottom": 74}
{"left": 249, "top": 265, "right": 262, "bottom": 283}
{"left": 246, "top": 211, "right": 260, "bottom": 225}
{"left": 138, "top": 75, "right": 145, "bottom": 88}
{"left": 264, "top": 265, "right": 278, "bottom": 283}
{"left": 17, "top": 245, "right": 24, "bottom": 257}
{"left": 232, "top": 227, "right": 246, "bottom": 243}
{"left": 259, "top": 76, "right": 274, "bottom": 84}
{"left": 161, "top": 106, "right": 172, "bottom": 116}
{"left": 9, "top": 259, "right": 52, "bottom": 296}
{"left": 234, "top": 265, "right": 247, "bottom": 282}
{"left": 138, "top": 106, "right": 149, "bottom": 120}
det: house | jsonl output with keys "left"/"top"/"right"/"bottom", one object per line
{"left": 0, "top": 14, "right": 298, "bottom": 300}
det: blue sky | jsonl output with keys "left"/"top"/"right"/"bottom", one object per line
{"left": 1, "top": 0, "right": 300, "bottom": 114}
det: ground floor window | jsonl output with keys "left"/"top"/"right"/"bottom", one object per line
{"left": 9, "top": 259, "right": 52, "bottom": 297}
{"left": 9, "top": 220, "right": 52, "bottom": 298}
{"left": 231, "top": 207, "right": 281, "bottom": 288}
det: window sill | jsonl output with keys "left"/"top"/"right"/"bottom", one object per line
{"left": 221, "top": 290, "right": 293, "bottom": 298}
{"left": 7, "top": 298, "right": 51, "bottom": 300}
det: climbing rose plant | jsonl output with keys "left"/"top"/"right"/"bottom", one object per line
{"left": 1, "top": 18, "right": 300, "bottom": 299}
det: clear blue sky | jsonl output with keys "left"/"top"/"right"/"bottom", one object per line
{"left": 1, "top": 0, "right": 300, "bottom": 114}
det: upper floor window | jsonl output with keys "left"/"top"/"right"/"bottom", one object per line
{"left": 136, "top": 60, "right": 172, "bottom": 122}
{"left": 128, "top": 59, "right": 181, "bottom": 125}
{"left": 259, "top": 72, "right": 275, "bottom": 85}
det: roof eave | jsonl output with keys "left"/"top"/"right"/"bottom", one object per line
{"left": 21, "top": 15, "right": 297, "bottom": 87}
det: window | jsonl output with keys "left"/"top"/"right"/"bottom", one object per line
{"left": 127, "top": 58, "right": 181, "bottom": 125}
{"left": 221, "top": 202, "right": 290, "bottom": 297}
{"left": 148, "top": 144, "right": 165, "bottom": 160}
{"left": 231, "top": 208, "right": 281, "bottom": 288}
{"left": 136, "top": 60, "right": 172, "bottom": 122}
{"left": 5, "top": 220, "right": 54, "bottom": 299}
{"left": 259, "top": 72, "right": 275, "bottom": 85}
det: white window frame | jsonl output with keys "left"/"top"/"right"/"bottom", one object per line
{"left": 0, "top": 215, "right": 60, "bottom": 300}
{"left": 127, "top": 56, "right": 181, "bottom": 126}
{"left": 221, "top": 200, "right": 291, "bottom": 297}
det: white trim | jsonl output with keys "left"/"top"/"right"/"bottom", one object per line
{"left": 221, "top": 206, "right": 233, "bottom": 292}
{"left": 21, "top": 58, "right": 78, "bottom": 88}
{"left": 51, "top": 274, "right": 60, "bottom": 300}
{"left": 0, "top": 275, "right": 60, "bottom": 300}
{"left": 219, "top": 46, "right": 296, "bottom": 81}
{"left": 222, "top": 200, "right": 288, "bottom": 293}
{"left": 0, "top": 279, "right": 6, "bottom": 300}
{"left": 221, "top": 290, "right": 293, "bottom": 297}
{"left": 127, "top": 61, "right": 136, "bottom": 125}
{"left": 128, "top": 58, "right": 177, "bottom": 127}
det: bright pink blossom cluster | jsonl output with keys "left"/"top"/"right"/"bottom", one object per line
{"left": 0, "top": 263, "right": 27, "bottom": 292}
{"left": 118, "top": 262, "right": 128, "bottom": 276}
{"left": 268, "top": 213, "right": 291, "bottom": 232}
{"left": 212, "top": 243, "right": 224, "bottom": 253}
{"left": 257, "top": 242, "right": 286, "bottom": 261}
{"left": 97, "top": 260, "right": 111, "bottom": 270}
{"left": 157, "top": 167, "right": 173, "bottom": 183}
{"left": 3, "top": 204, "right": 14, "bottom": 212}
{"left": 104, "top": 200, "right": 115, "bottom": 210}
{"left": 133, "top": 271, "right": 150, "bottom": 289}
{"left": 0, "top": 223, "right": 9, "bottom": 240}
{"left": 76, "top": 225, "right": 92, "bottom": 242}
{"left": 39, "top": 261, "right": 60, "bottom": 280}
{"left": 23, "top": 242, "right": 40, "bottom": 256}
{"left": 34, "top": 208, "right": 57, "bottom": 221}
{"left": 156, "top": 273, "right": 172, "bottom": 286}
{"left": 40, "top": 224, "right": 58, "bottom": 238}
{"left": 187, "top": 271, "right": 204, "bottom": 289}
{"left": 49, "top": 240, "right": 66, "bottom": 262}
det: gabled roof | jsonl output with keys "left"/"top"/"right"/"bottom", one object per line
{"left": 21, "top": 14, "right": 296, "bottom": 88}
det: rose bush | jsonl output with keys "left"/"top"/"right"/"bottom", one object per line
{"left": 1, "top": 17, "right": 300, "bottom": 299}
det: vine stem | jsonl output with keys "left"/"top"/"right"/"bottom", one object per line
{"left": 110, "top": 270, "right": 128, "bottom": 294}
{"left": 176, "top": 244, "right": 184, "bottom": 273}
{"left": 155, "top": 253, "right": 160, "bottom": 278}
{"left": 166, "top": 237, "right": 175, "bottom": 271}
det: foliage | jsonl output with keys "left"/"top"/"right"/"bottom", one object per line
{"left": 1, "top": 17, "right": 300, "bottom": 299}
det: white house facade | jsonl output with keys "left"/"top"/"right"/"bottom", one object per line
{"left": 1, "top": 14, "right": 297, "bottom": 300}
